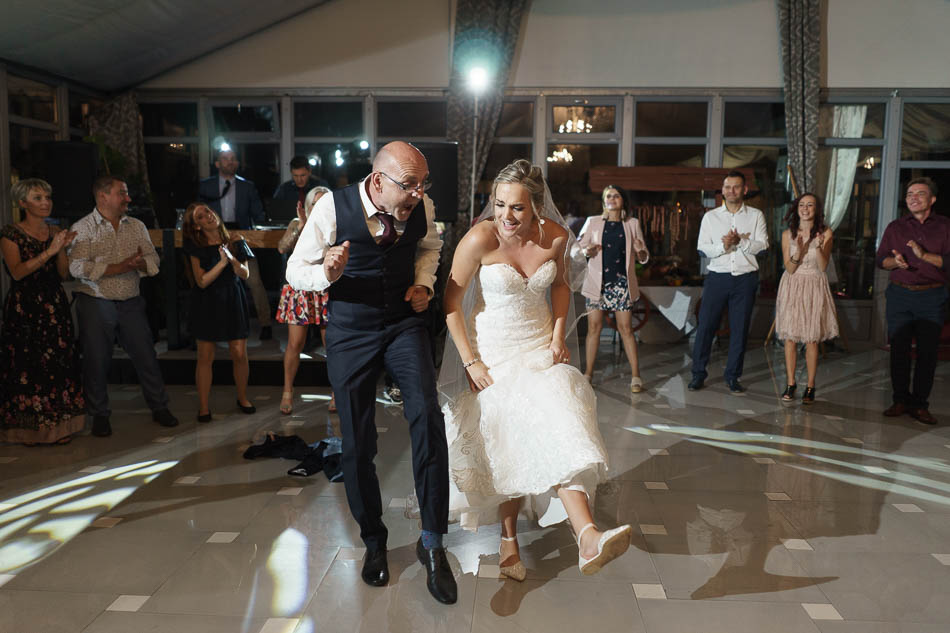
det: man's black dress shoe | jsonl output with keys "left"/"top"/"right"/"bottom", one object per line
{"left": 361, "top": 549, "right": 389, "bottom": 587}
{"left": 727, "top": 380, "right": 747, "bottom": 393}
{"left": 416, "top": 537, "right": 457, "bottom": 604}
{"left": 91, "top": 415, "right": 112, "bottom": 437}
{"left": 153, "top": 408, "right": 179, "bottom": 427}
{"left": 687, "top": 376, "right": 704, "bottom": 391}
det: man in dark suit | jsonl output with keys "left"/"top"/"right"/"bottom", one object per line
{"left": 198, "top": 149, "right": 273, "bottom": 339}
{"left": 285, "top": 142, "right": 456, "bottom": 605}
{"left": 273, "top": 155, "right": 329, "bottom": 206}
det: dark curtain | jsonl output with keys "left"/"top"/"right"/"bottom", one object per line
{"left": 447, "top": 0, "right": 530, "bottom": 217}
{"left": 86, "top": 91, "right": 151, "bottom": 193}
{"left": 777, "top": 0, "right": 821, "bottom": 193}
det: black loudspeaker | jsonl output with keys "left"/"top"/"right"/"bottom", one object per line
{"left": 414, "top": 141, "right": 459, "bottom": 223}
{"left": 34, "top": 142, "right": 99, "bottom": 221}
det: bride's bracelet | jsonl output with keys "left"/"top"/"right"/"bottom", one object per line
{"left": 462, "top": 357, "right": 480, "bottom": 369}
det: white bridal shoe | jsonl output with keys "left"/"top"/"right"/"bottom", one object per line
{"left": 576, "top": 523, "right": 633, "bottom": 575}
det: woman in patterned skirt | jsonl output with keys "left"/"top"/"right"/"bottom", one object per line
{"left": 577, "top": 185, "right": 650, "bottom": 392}
{"left": 276, "top": 186, "right": 334, "bottom": 414}
{"left": 0, "top": 179, "right": 85, "bottom": 444}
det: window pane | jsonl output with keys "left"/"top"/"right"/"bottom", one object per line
{"left": 722, "top": 145, "right": 793, "bottom": 292}
{"left": 8, "top": 75, "right": 56, "bottom": 123}
{"left": 899, "top": 167, "right": 950, "bottom": 219}
{"left": 724, "top": 102, "right": 785, "bottom": 138}
{"left": 294, "top": 101, "right": 363, "bottom": 137}
{"left": 70, "top": 93, "right": 105, "bottom": 130}
{"left": 545, "top": 144, "right": 617, "bottom": 216}
{"left": 813, "top": 147, "right": 882, "bottom": 300}
{"left": 145, "top": 143, "right": 198, "bottom": 228}
{"left": 552, "top": 105, "right": 616, "bottom": 135}
{"left": 295, "top": 142, "right": 372, "bottom": 189}
{"left": 635, "top": 144, "right": 705, "bottom": 167}
{"left": 140, "top": 103, "right": 199, "bottom": 137}
{"left": 377, "top": 101, "right": 446, "bottom": 137}
{"left": 496, "top": 102, "right": 533, "bottom": 137}
{"left": 902, "top": 103, "right": 950, "bottom": 161}
{"left": 212, "top": 104, "right": 278, "bottom": 134}
{"left": 476, "top": 143, "right": 532, "bottom": 209}
{"left": 636, "top": 102, "right": 706, "bottom": 137}
{"left": 819, "top": 104, "right": 885, "bottom": 139}
{"left": 9, "top": 124, "right": 57, "bottom": 180}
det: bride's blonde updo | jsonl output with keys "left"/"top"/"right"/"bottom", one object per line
{"left": 493, "top": 159, "right": 545, "bottom": 213}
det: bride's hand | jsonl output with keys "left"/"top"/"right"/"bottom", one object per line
{"left": 550, "top": 339, "right": 570, "bottom": 364}
{"left": 465, "top": 361, "right": 493, "bottom": 392}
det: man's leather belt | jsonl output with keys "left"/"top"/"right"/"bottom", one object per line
{"left": 892, "top": 281, "right": 944, "bottom": 291}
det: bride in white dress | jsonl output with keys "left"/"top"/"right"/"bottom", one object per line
{"left": 442, "top": 160, "right": 632, "bottom": 580}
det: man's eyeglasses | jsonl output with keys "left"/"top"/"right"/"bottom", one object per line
{"left": 378, "top": 171, "right": 432, "bottom": 194}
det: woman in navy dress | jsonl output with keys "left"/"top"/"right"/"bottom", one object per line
{"left": 182, "top": 203, "right": 254, "bottom": 421}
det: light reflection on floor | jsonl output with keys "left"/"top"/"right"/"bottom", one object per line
{"left": 0, "top": 342, "right": 948, "bottom": 632}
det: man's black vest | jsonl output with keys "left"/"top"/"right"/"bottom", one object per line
{"left": 327, "top": 183, "right": 427, "bottom": 327}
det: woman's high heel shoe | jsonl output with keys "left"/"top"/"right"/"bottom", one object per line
{"left": 279, "top": 391, "right": 293, "bottom": 415}
{"left": 781, "top": 384, "right": 797, "bottom": 402}
{"left": 802, "top": 387, "right": 816, "bottom": 404}
{"left": 576, "top": 523, "right": 632, "bottom": 575}
{"left": 499, "top": 535, "right": 526, "bottom": 581}
{"left": 237, "top": 400, "right": 256, "bottom": 414}
{"left": 630, "top": 376, "right": 643, "bottom": 394}
{"left": 197, "top": 411, "right": 212, "bottom": 423}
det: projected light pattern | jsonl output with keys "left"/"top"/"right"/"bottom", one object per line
{"left": 623, "top": 423, "right": 950, "bottom": 506}
{"left": 0, "top": 460, "right": 178, "bottom": 574}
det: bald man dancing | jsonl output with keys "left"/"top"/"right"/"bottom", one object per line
{"left": 286, "top": 142, "right": 456, "bottom": 604}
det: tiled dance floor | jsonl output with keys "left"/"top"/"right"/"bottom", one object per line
{"left": 1, "top": 342, "right": 949, "bottom": 633}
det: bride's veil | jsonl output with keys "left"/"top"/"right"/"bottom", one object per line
{"left": 437, "top": 174, "right": 587, "bottom": 406}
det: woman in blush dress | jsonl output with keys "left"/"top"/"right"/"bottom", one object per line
{"left": 775, "top": 192, "right": 838, "bottom": 404}
{"left": 441, "top": 160, "right": 632, "bottom": 581}
{"left": 577, "top": 185, "right": 650, "bottom": 392}
{"left": 276, "top": 186, "right": 334, "bottom": 414}
{"left": 0, "top": 178, "right": 84, "bottom": 444}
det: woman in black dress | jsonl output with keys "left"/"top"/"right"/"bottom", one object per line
{"left": 0, "top": 178, "right": 85, "bottom": 444}
{"left": 182, "top": 203, "right": 254, "bottom": 421}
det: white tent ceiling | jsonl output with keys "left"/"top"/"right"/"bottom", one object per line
{"left": 0, "top": 0, "right": 330, "bottom": 92}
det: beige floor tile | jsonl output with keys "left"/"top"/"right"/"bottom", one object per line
{"left": 143, "top": 541, "right": 338, "bottom": 618}
{"left": 470, "top": 577, "right": 646, "bottom": 633}
{"left": 0, "top": 589, "right": 115, "bottom": 633}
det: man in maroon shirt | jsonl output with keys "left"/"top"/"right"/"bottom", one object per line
{"left": 875, "top": 177, "right": 950, "bottom": 425}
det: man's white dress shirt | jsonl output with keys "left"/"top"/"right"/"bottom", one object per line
{"left": 696, "top": 203, "right": 768, "bottom": 275}
{"left": 286, "top": 177, "right": 442, "bottom": 293}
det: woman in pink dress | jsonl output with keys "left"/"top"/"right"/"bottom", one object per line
{"left": 776, "top": 192, "right": 838, "bottom": 404}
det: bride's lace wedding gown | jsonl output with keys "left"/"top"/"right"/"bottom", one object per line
{"left": 444, "top": 259, "right": 608, "bottom": 531}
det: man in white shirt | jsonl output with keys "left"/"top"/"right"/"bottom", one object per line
{"left": 68, "top": 176, "right": 178, "bottom": 437}
{"left": 286, "top": 141, "right": 455, "bottom": 605}
{"left": 689, "top": 171, "right": 769, "bottom": 392}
